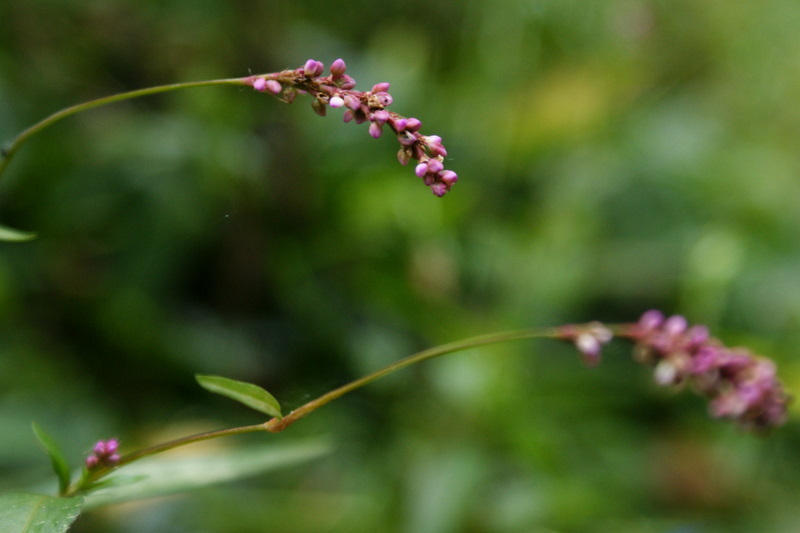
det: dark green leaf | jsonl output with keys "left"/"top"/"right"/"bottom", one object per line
{"left": 82, "top": 439, "right": 329, "bottom": 510}
{"left": 0, "top": 224, "right": 37, "bottom": 242}
{"left": 0, "top": 493, "right": 82, "bottom": 533}
{"left": 30, "top": 423, "right": 71, "bottom": 495}
{"left": 195, "top": 374, "right": 282, "bottom": 418}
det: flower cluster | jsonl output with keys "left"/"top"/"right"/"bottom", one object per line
{"left": 561, "top": 311, "right": 790, "bottom": 430}
{"left": 85, "top": 438, "right": 120, "bottom": 470}
{"left": 250, "top": 59, "right": 458, "bottom": 197}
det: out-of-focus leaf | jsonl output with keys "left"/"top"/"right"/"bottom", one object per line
{"left": 30, "top": 423, "right": 71, "bottom": 495}
{"left": 81, "top": 439, "right": 329, "bottom": 510}
{"left": 0, "top": 224, "right": 36, "bottom": 242}
{"left": 195, "top": 374, "right": 282, "bottom": 419}
{"left": 0, "top": 493, "right": 82, "bottom": 533}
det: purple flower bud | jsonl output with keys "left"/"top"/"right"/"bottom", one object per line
{"left": 374, "top": 92, "right": 393, "bottom": 107}
{"left": 430, "top": 182, "right": 448, "bottom": 197}
{"left": 93, "top": 441, "right": 107, "bottom": 455}
{"left": 265, "top": 80, "right": 282, "bottom": 95}
{"left": 86, "top": 455, "right": 99, "bottom": 469}
{"left": 329, "top": 96, "right": 345, "bottom": 108}
{"left": 638, "top": 310, "right": 664, "bottom": 331}
{"left": 343, "top": 94, "right": 361, "bottom": 110}
{"left": 369, "top": 122, "right": 383, "bottom": 138}
{"left": 428, "top": 142, "right": 448, "bottom": 158}
{"left": 393, "top": 118, "right": 407, "bottom": 131}
{"left": 105, "top": 439, "right": 119, "bottom": 454}
{"left": 439, "top": 170, "right": 458, "bottom": 185}
{"left": 405, "top": 118, "right": 422, "bottom": 131}
{"left": 343, "top": 109, "right": 354, "bottom": 123}
{"left": 330, "top": 58, "right": 347, "bottom": 78}
{"left": 253, "top": 78, "right": 268, "bottom": 92}
{"left": 303, "top": 59, "right": 324, "bottom": 77}
{"left": 371, "top": 82, "right": 390, "bottom": 93}
{"left": 371, "top": 109, "right": 390, "bottom": 124}
{"left": 337, "top": 75, "right": 357, "bottom": 89}
{"left": 398, "top": 131, "right": 417, "bottom": 146}
{"left": 415, "top": 162, "right": 429, "bottom": 178}
{"left": 426, "top": 159, "right": 444, "bottom": 173}
{"left": 576, "top": 333, "right": 603, "bottom": 366}
{"left": 663, "top": 315, "right": 688, "bottom": 336}
{"left": 426, "top": 135, "right": 442, "bottom": 144}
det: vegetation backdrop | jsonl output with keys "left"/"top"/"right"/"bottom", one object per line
{"left": 1, "top": 1, "right": 799, "bottom": 532}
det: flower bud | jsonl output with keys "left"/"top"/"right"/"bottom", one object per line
{"left": 371, "top": 82, "right": 390, "bottom": 93}
{"left": 329, "top": 96, "right": 345, "bottom": 108}
{"left": 330, "top": 58, "right": 347, "bottom": 78}
{"left": 405, "top": 118, "right": 422, "bottom": 131}
{"left": 265, "top": 80, "right": 282, "bottom": 95}
{"left": 374, "top": 92, "right": 393, "bottom": 107}
{"left": 303, "top": 59, "right": 324, "bottom": 77}
{"left": 253, "top": 78, "right": 268, "bottom": 92}
{"left": 369, "top": 122, "right": 383, "bottom": 138}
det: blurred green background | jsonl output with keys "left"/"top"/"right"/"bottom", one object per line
{"left": 2, "top": 1, "right": 800, "bottom": 531}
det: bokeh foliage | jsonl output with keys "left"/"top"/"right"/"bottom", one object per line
{"left": 1, "top": 1, "right": 799, "bottom": 531}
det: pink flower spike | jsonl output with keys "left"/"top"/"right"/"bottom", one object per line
{"left": 330, "top": 58, "right": 347, "bottom": 78}
{"left": 369, "top": 122, "right": 383, "bottom": 138}
{"left": 371, "top": 82, "right": 390, "bottom": 93}
{"left": 253, "top": 78, "right": 267, "bottom": 92}
{"left": 329, "top": 96, "right": 345, "bottom": 108}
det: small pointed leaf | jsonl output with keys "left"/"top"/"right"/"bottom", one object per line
{"left": 195, "top": 374, "right": 282, "bottom": 419}
{"left": 0, "top": 493, "right": 82, "bottom": 533}
{"left": 31, "top": 423, "right": 71, "bottom": 495}
{"left": 0, "top": 224, "right": 37, "bottom": 242}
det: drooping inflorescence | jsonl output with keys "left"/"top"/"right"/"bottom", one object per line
{"left": 249, "top": 58, "right": 458, "bottom": 197}
{"left": 560, "top": 311, "right": 791, "bottom": 430}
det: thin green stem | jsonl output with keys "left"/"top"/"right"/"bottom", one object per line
{"left": 0, "top": 77, "right": 252, "bottom": 181}
{"left": 266, "top": 326, "right": 559, "bottom": 432}
{"left": 63, "top": 422, "right": 268, "bottom": 497}
{"left": 64, "top": 325, "right": 565, "bottom": 497}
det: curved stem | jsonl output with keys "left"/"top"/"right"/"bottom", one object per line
{"left": 265, "top": 326, "right": 559, "bottom": 432}
{"left": 0, "top": 77, "right": 251, "bottom": 181}
{"left": 64, "top": 325, "right": 561, "bottom": 496}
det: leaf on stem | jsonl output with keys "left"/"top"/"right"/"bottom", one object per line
{"left": 0, "top": 492, "right": 82, "bottom": 533}
{"left": 0, "top": 224, "right": 36, "bottom": 242}
{"left": 195, "top": 374, "right": 282, "bottom": 419}
{"left": 31, "top": 423, "right": 71, "bottom": 496}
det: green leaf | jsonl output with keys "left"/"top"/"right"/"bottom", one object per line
{"left": 82, "top": 439, "right": 329, "bottom": 510}
{"left": 0, "top": 224, "right": 37, "bottom": 242}
{"left": 30, "top": 423, "right": 71, "bottom": 495}
{"left": 195, "top": 374, "right": 282, "bottom": 418}
{"left": 0, "top": 493, "right": 82, "bottom": 533}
